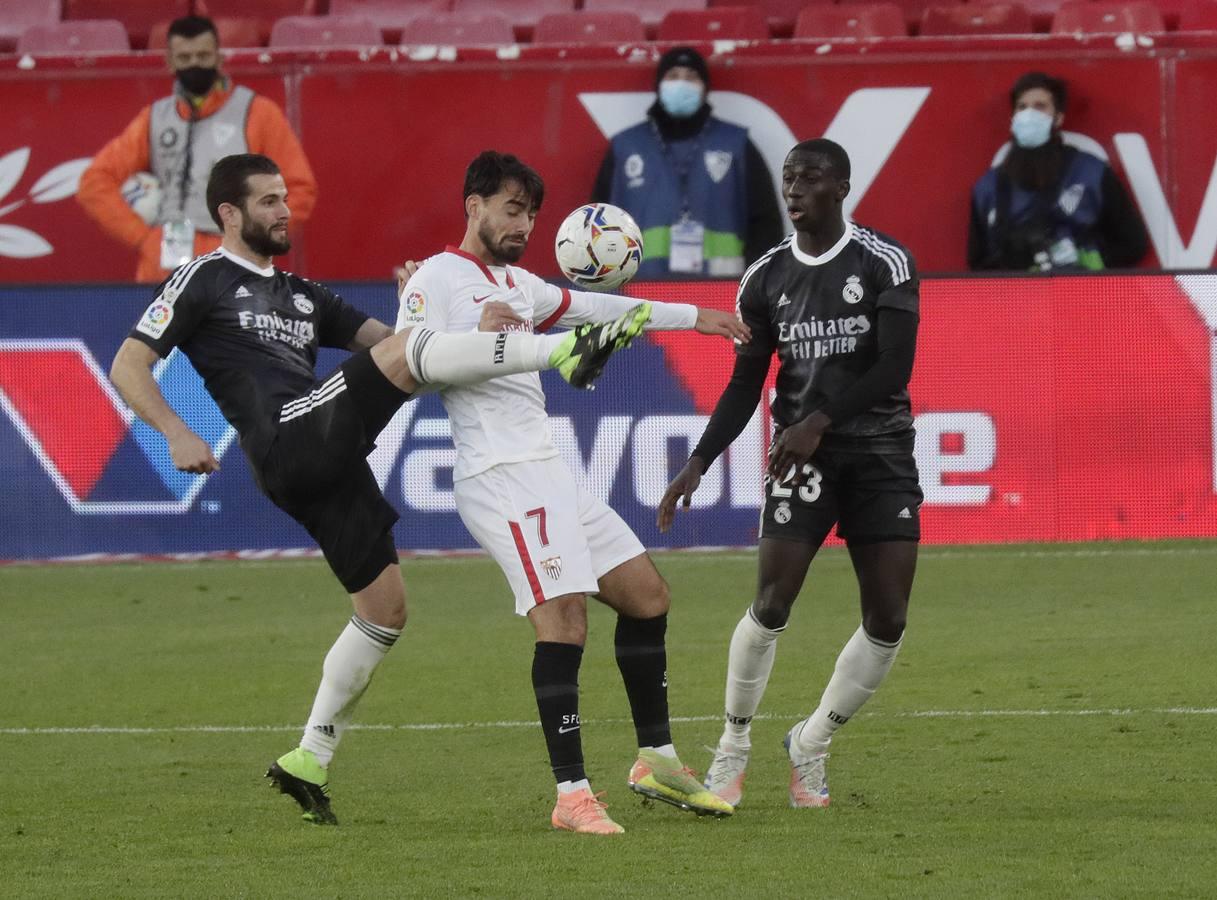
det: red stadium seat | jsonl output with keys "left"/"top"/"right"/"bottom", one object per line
{"left": 328, "top": 0, "right": 450, "bottom": 40}
{"left": 17, "top": 19, "right": 129, "bottom": 53}
{"left": 794, "top": 3, "right": 908, "bottom": 38}
{"left": 657, "top": 6, "right": 770, "bottom": 39}
{"left": 399, "top": 12, "right": 516, "bottom": 44}
{"left": 972, "top": 0, "right": 1062, "bottom": 30}
{"left": 1177, "top": 0, "right": 1217, "bottom": 29}
{"left": 149, "top": 16, "right": 267, "bottom": 49}
{"left": 196, "top": 0, "right": 318, "bottom": 42}
{"left": 452, "top": 0, "right": 574, "bottom": 41}
{"left": 840, "top": 0, "right": 933, "bottom": 29}
{"left": 63, "top": 0, "right": 185, "bottom": 48}
{"left": 582, "top": 0, "right": 707, "bottom": 30}
{"left": 533, "top": 11, "right": 647, "bottom": 42}
{"left": 920, "top": 3, "right": 1033, "bottom": 34}
{"left": 1051, "top": 1, "right": 1165, "bottom": 33}
{"left": 0, "top": 0, "right": 60, "bottom": 52}
{"left": 269, "top": 15, "right": 383, "bottom": 47}
{"left": 710, "top": 0, "right": 833, "bottom": 38}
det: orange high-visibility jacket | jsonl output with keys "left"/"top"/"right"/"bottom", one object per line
{"left": 78, "top": 81, "right": 317, "bottom": 283}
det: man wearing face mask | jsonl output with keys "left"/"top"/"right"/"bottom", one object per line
{"left": 592, "top": 46, "right": 783, "bottom": 279}
{"left": 78, "top": 15, "right": 317, "bottom": 284}
{"left": 967, "top": 71, "right": 1146, "bottom": 272}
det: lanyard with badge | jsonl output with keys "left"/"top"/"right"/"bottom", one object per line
{"left": 161, "top": 102, "right": 198, "bottom": 270}
{"left": 652, "top": 121, "right": 705, "bottom": 274}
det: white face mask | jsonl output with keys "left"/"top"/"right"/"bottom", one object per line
{"left": 1011, "top": 107, "right": 1054, "bottom": 149}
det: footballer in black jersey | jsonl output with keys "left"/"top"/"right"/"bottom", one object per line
{"left": 659, "top": 139, "right": 922, "bottom": 809}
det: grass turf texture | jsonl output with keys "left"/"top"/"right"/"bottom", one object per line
{"left": 3, "top": 542, "right": 1216, "bottom": 898}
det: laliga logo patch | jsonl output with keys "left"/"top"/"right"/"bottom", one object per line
{"left": 292, "top": 293, "right": 314, "bottom": 315}
{"left": 842, "top": 275, "right": 863, "bottom": 305}
{"left": 540, "top": 556, "right": 563, "bottom": 579}
{"left": 774, "top": 501, "right": 792, "bottom": 524}
{"left": 405, "top": 290, "right": 426, "bottom": 315}
{"left": 136, "top": 301, "right": 174, "bottom": 338}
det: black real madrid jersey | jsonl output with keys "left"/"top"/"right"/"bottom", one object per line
{"left": 735, "top": 224, "right": 919, "bottom": 442}
{"left": 128, "top": 248, "right": 369, "bottom": 461}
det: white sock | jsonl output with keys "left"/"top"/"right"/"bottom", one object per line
{"left": 299, "top": 616, "right": 401, "bottom": 767}
{"left": 403, "top": 327, "right": 564, "bottom": 385}
{"left": 557, "top": 778, "right": 591, "bottom": 795}
{"left": 719, "top": 608, "right": 785, "bottom": 752}
{"left": 795, "top": 625, "right": 902, "bottom": 755}
{"left": 643, "top": 743, "right": 678, "bottom": 759}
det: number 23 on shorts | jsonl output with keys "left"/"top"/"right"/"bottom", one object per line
{"left": 771, "top": 464, "right": 823, "bottom": 503}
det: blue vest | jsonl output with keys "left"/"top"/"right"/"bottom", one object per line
{"left": 608, "top": 116, "right": 750, "bottom": 278}
{"left": 972, "top": 147, "right": 1108, "bottom": 270}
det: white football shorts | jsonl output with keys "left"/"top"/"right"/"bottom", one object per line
{"left": 454, "top": 456, "right": 645, "bottom": 616}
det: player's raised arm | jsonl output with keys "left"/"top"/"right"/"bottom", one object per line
{"left": 110, "top": 338, "right": 220, "bottom": 474}
{"left": 531, "top": 277, "right": 749, "bottom": 343}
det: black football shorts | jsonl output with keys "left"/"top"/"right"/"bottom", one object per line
{"left": 257, "top": 350, "right": 409, "bottom": 593}
{"left": 760, "top": 441, "right": 923, "bottom": 547}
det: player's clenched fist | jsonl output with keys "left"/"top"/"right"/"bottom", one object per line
{"left": 168, "top": 429, "right": 220, "bottom": 474}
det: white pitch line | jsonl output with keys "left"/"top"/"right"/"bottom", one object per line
{"left": 3, "top": 707, "right": 1216, "bottom": 736}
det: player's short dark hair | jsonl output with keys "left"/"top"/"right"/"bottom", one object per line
{"left": 206, "top": 154, "right": 281, "bottom": 228}
{"left": 1010, "top": 71, "right": 1067, "bottom": 113}
{"left": 789, "top": 138, "right": 851, "bottom": 181}
{"left": 462, "top": 151, "right": 545, "bottom": 215}
{"left": 167, "top": 15, "right": 218, "bottom": 44}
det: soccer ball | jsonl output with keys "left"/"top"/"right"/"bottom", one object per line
{"left": 121, "top": 172, "right": 162, "bottom": 225}
{"left": 555, "top": 203, "right": 644, "bottom": 292}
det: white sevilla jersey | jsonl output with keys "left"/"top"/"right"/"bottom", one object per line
{"left": 395, "top": 246, "right": 698, "bottom": 481}
{"left": 395, "top": 247, "right": 574, "bottom": 481}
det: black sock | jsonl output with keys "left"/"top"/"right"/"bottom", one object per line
{"left": 532, "top": 641, "right": 586, "bottom": 784}
{"left": 615, "top": 613, "right": 672, "bottom": 748}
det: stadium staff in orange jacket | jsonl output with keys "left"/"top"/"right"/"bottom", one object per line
{"left": 77, "top": 15, "right": 317, "bottom": 284}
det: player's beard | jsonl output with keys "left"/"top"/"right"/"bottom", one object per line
{"left": 480, "top": 222, "right": 526, "bottom": 264}
{"left": 241, "top": 217, "right": 292, "bottom": 258}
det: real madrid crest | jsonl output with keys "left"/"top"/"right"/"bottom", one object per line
{"left": 842, "top": 274, "right": 863, "bottom": 304}
{"left": 774, "top": 501, "right": 792, "bottom": 524}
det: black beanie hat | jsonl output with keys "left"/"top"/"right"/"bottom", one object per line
{"left": 655, "top": 46, "right": 710, "bottom": 91}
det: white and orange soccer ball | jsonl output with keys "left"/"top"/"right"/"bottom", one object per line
{"left": 555, "top": 202, "right": 643, "bottom": 292}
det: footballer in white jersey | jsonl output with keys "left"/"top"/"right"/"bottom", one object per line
{"left": 393, "top": 151, "right": 748, "bottom": 833}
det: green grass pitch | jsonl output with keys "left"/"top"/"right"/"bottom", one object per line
{"left": 3, "top": 542, "right": 1216, "bottom": 898}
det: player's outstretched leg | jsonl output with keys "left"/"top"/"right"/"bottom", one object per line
{"left": 266, "top": 747, "right": 337, "bottom": 825}
{"left": 549, "top": 302, "right": 651, "bottom": 389}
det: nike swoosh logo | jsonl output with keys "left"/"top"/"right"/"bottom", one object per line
{"left": 557, "top": 725, "right": 580, "bottom": 734}
{"left": 473, "top": 294, "right": 492, "bottom": 304}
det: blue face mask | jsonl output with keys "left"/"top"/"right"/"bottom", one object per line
{"left": 1011, "top": 107, "right": 1054, "bottom": 149}
{"left": 659, "top": 80, "right": 704, "bottom": 119}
